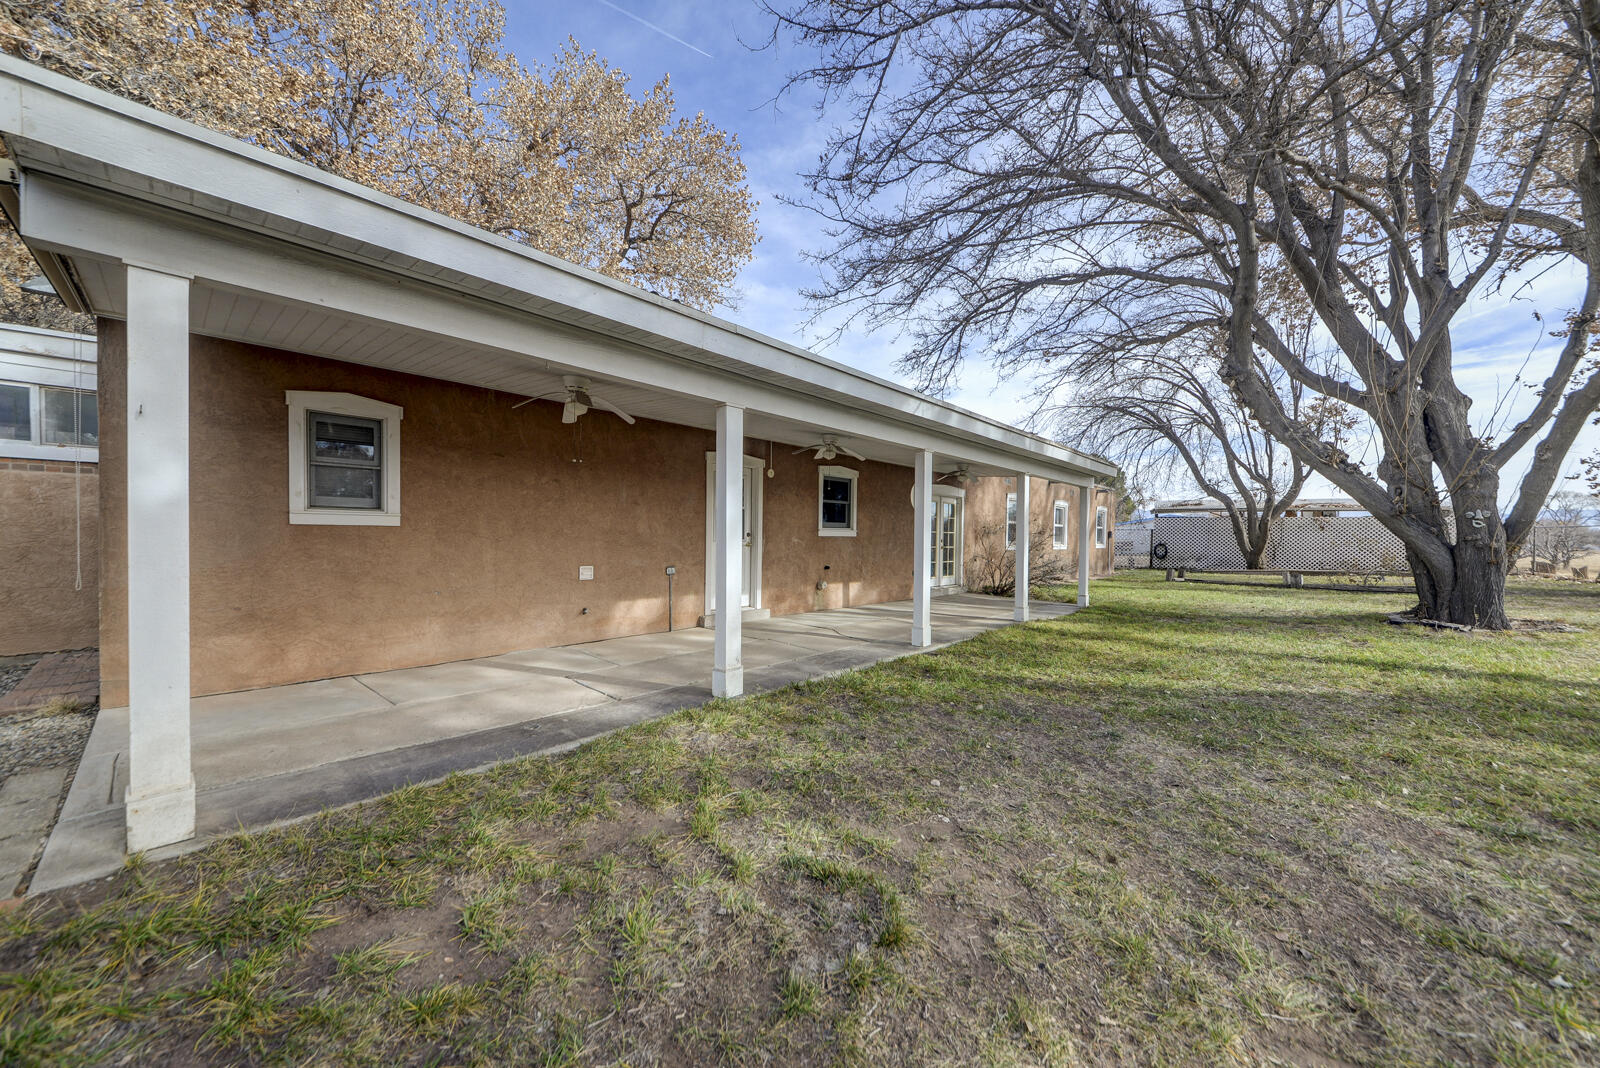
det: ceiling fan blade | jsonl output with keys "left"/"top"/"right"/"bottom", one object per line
{"left": 792, "top": 444, "right": 817, "bottom": 455}
{"left": 838, "top": 446, "right": 866, "bottom": 461}
{"left": 588, "top": 394, "right": 636, "bottom": 425}
{"left": 512, "top": 391, "right": 568, "bottom": 409}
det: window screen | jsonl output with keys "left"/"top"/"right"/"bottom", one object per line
{"left": 821, "top": 474, "right": 853, "bottom": 528}
{"left": 309, "top": 412, "right": 382, "bottom": 508}
{"left": 41, "top": 387, "right": 97, "bottom": 446}
{"left": 0, "top": 383, "right": 28, "bottom": 442}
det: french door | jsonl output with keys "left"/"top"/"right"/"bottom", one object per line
{"left": 929, "top": 492, "right": 963, "bottom": 587}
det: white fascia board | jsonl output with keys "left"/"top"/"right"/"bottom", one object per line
{"left": 0, "top": 58, "right": 1116, "bottom": 481}
{"left": 24, "top": 180, "right": 1105, "bottom": 484}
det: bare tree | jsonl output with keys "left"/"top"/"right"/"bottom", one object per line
{"left": 772, "top": 0, "right": 1600, "bottom": 627}
{"left": 1518, "top": 490, "right": 1600, "bottom": 570}
{"left": 1582, "top": 451, "right": 1600, "bottom": 495}
{"left": 1060, "top": 322, "right": 1362, "bottom": 568}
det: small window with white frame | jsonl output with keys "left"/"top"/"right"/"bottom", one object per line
{"left": 287, "top": 391, "right": 402, "bottom": 526}
{"left": 818, "top": 465, "right": 858, "bottom": 536}
{"left": 1095, "top": 504, "right": 1108, "bottom": 547}
{"left": 1052, "top": 500, "right": 1068, "bottom": 548}
{"left": 1005, "top": 492, "right": 1017, "bottom": 550}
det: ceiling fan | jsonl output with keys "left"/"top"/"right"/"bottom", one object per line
{"left": 946, "top": 464, "right": 981, "bottom": 484}
{"left": 793, "top": 435, "right": 865, "bottom": 461}
{"left": 512, "top": 376, "right": 635, "bottom": 424}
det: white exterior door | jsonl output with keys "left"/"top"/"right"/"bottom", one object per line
{"left": 705, "top": 454, "right": 763, "bottom": 612}
{"left": 930, "top": 491, "right": 963, "bottom": 587}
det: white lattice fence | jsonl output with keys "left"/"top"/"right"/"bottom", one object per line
{"left": 1114, "top": 522, "right": 1152, "bottom": 567}
{"left": 1151, "top": 514, "right": 1411, "bottom": 573}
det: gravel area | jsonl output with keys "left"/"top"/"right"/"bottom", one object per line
{"left": 0, "top": 706, "right": 97, "bottom": 785}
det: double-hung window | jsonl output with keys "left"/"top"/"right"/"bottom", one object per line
{"left": 1, "top": 381, "right": 98, "bottom": 453}
{"left": 818, "top": 466, "right": 858, "bottom": 536}
{"left": 309, "top": 413, "right": 382, "bottom": 508}
{"left": 287, "top": 391, "right": 402, "bottom": 525}
{"left": 1052, "top": 501, "right": 1068, "bottom": 548}
{"left": 1095, "top": 505, "right": 1108, "bottom": 548}
{"left": 1005, "top": 493, "right": 1017, "bottom": 550}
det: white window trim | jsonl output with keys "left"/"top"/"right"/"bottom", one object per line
{"left": 1005, "top": 492, "right": 1017, "bottom": 550}
{"left": 1052, "top": 500, "right": 1069, "bottom": 549}
{"left": 1095, "top": 505, "right": 1108, "bottom": 547}
{"left": 818, "top": 465, "right": 858, "bottom": 537}
{"left": 287, "top": 391, "right": 402, "bottom": 526}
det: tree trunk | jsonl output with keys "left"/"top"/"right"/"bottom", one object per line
{"left": 1412, "top": 541, "right": 1510, "bottom": 629}
{"left": 1242, "top": 533, "right": 1268, "bottom": 569}
{"left": 1405, "top": 481, "right": 1512, "bottom": 629}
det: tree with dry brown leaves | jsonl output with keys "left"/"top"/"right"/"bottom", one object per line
{"left": 0, "top": 0, "right": 757, "bottom": 320}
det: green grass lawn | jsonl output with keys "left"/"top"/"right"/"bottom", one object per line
{"left": 3, "top": 574, "right": 1597, "bottom": 1066}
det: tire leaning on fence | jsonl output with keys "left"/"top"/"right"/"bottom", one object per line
{"left": 1151, "top": 542, "right": 1168, "bottom": 561}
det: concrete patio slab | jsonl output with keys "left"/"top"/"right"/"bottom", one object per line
{"left": 32, "top": 594, "right": 1080, "bottom": 895}
{"left": 482, "top": 646, "right": 620, "bottom": 674}
{"left": 191, "top": 677, "right": 393, "bottom": 736}
{"left": 354, "top": 660, "right": 536, "bottom": 706}
{"left": 565, "top": 628, "right": 716, "bottom": 666}
{"left": 1, "top": 767, "right": 66, "bottom": 896}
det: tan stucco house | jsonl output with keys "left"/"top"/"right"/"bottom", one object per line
{"left": 0, "top": 57, "right": 1116, "bottom": 856}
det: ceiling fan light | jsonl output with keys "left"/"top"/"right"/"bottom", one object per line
{"left": 562, "top": 399, "right": 588, "bottom": 423}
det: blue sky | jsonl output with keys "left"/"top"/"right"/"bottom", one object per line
{"left": 502, "top": 1, "right": 1599, "bottom": 505}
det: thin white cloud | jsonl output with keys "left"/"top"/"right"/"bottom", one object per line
{"left": 591, "top": 0, "right": 713, "bottom": 59}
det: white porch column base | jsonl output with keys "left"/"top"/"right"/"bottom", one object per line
{"left": 911, "top": 450, "right": 934, "bottom": 647}
{"left": 126, "top": 779, "right": 196, "bottom": 852}
{"left": 1013, "top": 471, "right": 1030, "bottom": 622}
{"left": 1077, "top": 482, "right": 1094, "bottom": 607}
{"left": 124, "top": 263, "right": 195, "bottom": 852}
{"left": 712, "top": 403, "right": 744, "bottom": 698}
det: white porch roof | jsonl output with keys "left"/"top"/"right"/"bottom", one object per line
{"left": 0, "top": 55, "right": 1114, "bottom": 485}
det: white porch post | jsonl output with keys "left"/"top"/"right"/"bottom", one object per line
{"left": 1014, "top": 471, "right": 1030, "bottom": 622}
{"left": 712, "top": 403, "right": 744, "bottom": 698}
{"left": 1077, "top": 482, "right": 1094, "bottom": 607}
{"left": 912, "top": 450, "right": 933, "bottom": 647}
{"left": 124, "top": 263, "right": 196, "bottom": 851}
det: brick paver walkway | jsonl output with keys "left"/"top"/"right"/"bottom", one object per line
{"left": 0, "top": 650, "right": 98, "bottom": 716}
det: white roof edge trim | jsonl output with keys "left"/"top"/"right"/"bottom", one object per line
{"left": 0, "top": 55, "right": 1117, "bottom": 479}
